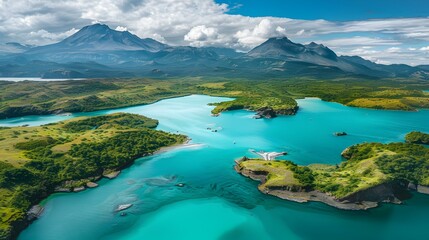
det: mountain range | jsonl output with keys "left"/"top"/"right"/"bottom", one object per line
{"left": 0, "top": 23, "right": 428, "bottom": 79}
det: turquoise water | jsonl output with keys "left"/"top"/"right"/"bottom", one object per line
{"left": 0, "top": 77, "right": 85, "bottom": 82}
{"left": 2, "top": 95, "right": 429, "bottom": 240}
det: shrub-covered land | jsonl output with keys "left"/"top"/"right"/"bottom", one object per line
{"left": 237, "top": 133, "right": 429, "bottom": 202}
{"left": 1, "top": 77, "right": 429, "bottom": 119}
{"left": 0, "top": 113, "right": 186, "bottom": 239}
{"left": 209, "top": 96, "right": 298, "bottom": 115}
{"left": 405, "top": 131, "right": 429, "bottom": 145}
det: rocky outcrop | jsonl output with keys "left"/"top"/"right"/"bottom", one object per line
{"left": 27, "top": 205, "right": 44, "bottom": 221}
{"left": 339, "top": 181, "right": 409, "bottom": 204}
{"left": 334, "top": 132, "right": 347, "bottom": 136}
{"left": 73, "top": 187, "right": 86, "bottom": 192}
{"left": 86, "top": 182, "right": 99, "bottom": 188}
{"left": 341, "top": 147, "right": 352, "bottom": 159}
{"left": 54, "top": 187, "right": 71, "bottom": 193}
{"left": 103, "top": 170, "right": 121, "bottom": 179}
{"left": 276, "top": 106, "right": 299, "bottom": 115}
{"left": 253, "top": 106, "right": 299, "bottom": 119}
{"left": 254, "top": 107, "right": 277, "bottom": 119}
{"left": 417, "top": 185, "right": 429, "bottom": 194}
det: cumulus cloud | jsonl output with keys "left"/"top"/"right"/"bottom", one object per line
{"left": 0, "top": 0, "right": 429, "bottom": 64}
{"left": 234, "top": 19, "right": 288, "bottom": 46}
{"left": 184, "top": 25, "right": 219, "bottom": 46}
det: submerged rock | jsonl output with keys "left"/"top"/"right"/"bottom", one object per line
{"left": 334, "top": 132, "right": 347, "bottom": 136}
{"left": 116, "top": 204, "right": 133, "bottom": 212}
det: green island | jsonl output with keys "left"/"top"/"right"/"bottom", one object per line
{"left": 405, "top": 131, "right": 429, "bottom": 145}
{"left": 1, "top": 77, "right": 429, "bottom": 120}
{"left": 0, "top": 113, "right": 186, "bottom": 239}
{"left": 235, "top": 134, "right": 429, "bottom": 210}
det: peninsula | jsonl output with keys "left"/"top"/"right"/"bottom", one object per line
{"left": 0, "top": 113, "right": 187, "bottom": 239}
{"left": 235, "top": 134, "right": 429, "bottom": 210}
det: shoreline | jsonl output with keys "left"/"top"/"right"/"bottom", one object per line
{"left": 0, "top": 93, "right": 193, "bottom": 121}
{"left": 233, "top": 159, "right": 429, "bottom": 211}
{"left": 1, "top": 93, "right": 427, "bottom": 123}
{"left": 14, "top": 137, "right": 190, "bottom": 240}
{"left": 235, "top": 161, "right": 429, "bottom": 211}
{"left": 153, "top": 140, "right": 203, "bottom": 155}
{"left": 234, "top": 164, "right": 380, "bottom": 210}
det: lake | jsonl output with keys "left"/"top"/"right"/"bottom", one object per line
{"left": 2, "top": 95, "right": 429, "bottom": 240}
{"left": 0, "top": 77, "right": 86, "bottom": 82}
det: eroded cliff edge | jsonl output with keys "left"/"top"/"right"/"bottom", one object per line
{"left": 235, "top": 136, "right": 429, "bottom": 210}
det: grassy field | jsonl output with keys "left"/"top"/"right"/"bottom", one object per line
{"left": 1, "top": 77, "right": 429, "bottom": 120}
{"left": 0, "top": 113, "right": 186, "bottom": 239}
{"left": 239, "top": 160, "right": 301, "bottom": 189}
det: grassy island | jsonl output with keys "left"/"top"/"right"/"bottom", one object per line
{"left": 236, "top": 133, "right": 429, "bottom": 210}
{"left": 209, "top": 96, "right": 298, "bottom": 116}
{"left": 0, "top": 113, "right": 186, "bottom": 239}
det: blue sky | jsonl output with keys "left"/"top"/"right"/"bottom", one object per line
{"left": 213, "top": 0, "right": 429, "bottom": 65}
{"left": 0, "top": 0, "right": 429, "bottom": 65}
{"left": 217, "top": 0, "right": 429, "bottom": 20}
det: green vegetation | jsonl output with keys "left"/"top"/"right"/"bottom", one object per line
{"left": 0, "top": 113, "right": 186, "bottom": 239}
{"left": 239, "top": 160, "right": 314, "bottom": 191}
{"left": 405, "top": 131, "right": 429, "bottom": 145}
{"left": 237, "top": 133, "right": 429, "bottom": 200}
{"left": 210, "top": 96, "right": 298, "bottom": 115}
{"left": 1, "top": 77, "right": 429, "bottom": 120}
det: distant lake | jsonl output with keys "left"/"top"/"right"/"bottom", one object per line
{"left": 0, "top": 77, "right": 86, "bottom": 82}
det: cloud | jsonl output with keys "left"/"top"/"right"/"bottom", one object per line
{"left": 318, "top": 37, "right": 401, "bottom": 48}
{"left": 296, "top": 29, "right": 305, "bottom": 36}
{"left": 0, "top": 0, "right": 428, "bottom": 64}
{"left": 386, "top": 47, "right": 401, "bottom": 53}
{"left": 234, "top": 19, "right": 288, "bottom": 47}
{"left": 184, "top": 25, "right": 219, "bottom": 46}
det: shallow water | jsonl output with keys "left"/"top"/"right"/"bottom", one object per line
{"left": 2, "top": 95, "right": 429, "bottom": 240}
